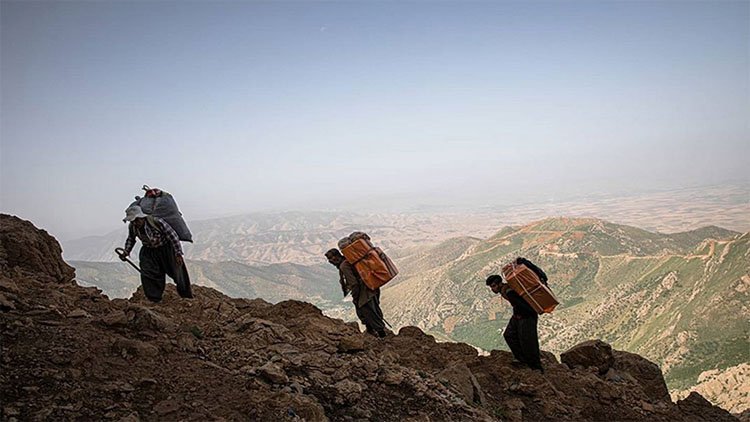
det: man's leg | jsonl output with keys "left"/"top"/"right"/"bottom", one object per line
{"left": 354, "top": 302, "right": 368, "bottom": 329}
{"left": 519, "top": 317, "right": 542, "bottom": 371}
{"left": 139, "top": 247, "right": 166, "bottom": 302}
{"left": 503, "top": 317, "right": 527, "bottom": 364}
{"left": 163, "top": 246, "right": 193, "bottom": 298}
{"left": 175, "top": 265, "right": 194, "bottom": 298}
{"left": 358, "top": 300, "right": 386, "bottom": 337}
{"left": 372, "top": 290, "right": 385, "bottom": 324}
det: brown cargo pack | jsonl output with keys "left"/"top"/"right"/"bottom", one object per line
{"left": 501, "top": 262, "right": 559, "bottom": 314}
{"left": 341, "top": 237, "right": 398, "bottom": 290}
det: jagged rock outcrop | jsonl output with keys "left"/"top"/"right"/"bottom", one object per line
{"left": 559, "top": 341, "right": 671, "bottom": 403}
{"left": 0, "top": 214, "right": 75, "bottom": 284}
{"left": 0, "top": 215, "right": 740, "bottom": 421}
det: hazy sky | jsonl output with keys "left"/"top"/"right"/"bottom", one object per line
{"left": 1, "top": 1, "right": 748, "bottom": 240}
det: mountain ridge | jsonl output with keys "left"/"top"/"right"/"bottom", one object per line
{"left": 62, "top": 211, "right": 501, "bottom": 264}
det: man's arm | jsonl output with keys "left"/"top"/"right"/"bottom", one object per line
{"left": 156, "top": 218, "right": 183, "bottom": 256}
{"left": 499, "top": 284, "right": 515, "bottom": 301}
{"left": 502, "top": 284, "right": 538, "bottom": 315}
{"left": 123, "top": 225, "right": 137, "bottom": 255}
{"left": 339, "top": 262, "right": 360, "bottom": 293}
{"left": 338, "top": 270, "right": 350, "bottom": 297}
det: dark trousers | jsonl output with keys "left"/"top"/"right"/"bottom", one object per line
{"left": 139, "top": 244, "right": 193, "bottom": 302}
{"left": 503, "top": 316, "right": 542, "bottom": 369}
{"left": 356, "top": 291, "right": 385, "bottom": 334}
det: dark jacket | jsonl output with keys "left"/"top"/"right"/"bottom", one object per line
{"left": 338, "top": 261, "right": 378, "bottom": 308}
{"left": 500, "top": 284, "right": 538, "bottom": 319}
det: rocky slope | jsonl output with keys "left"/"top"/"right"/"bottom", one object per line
{"left": 0, "top": 214, "right": 741, "bottom": 421}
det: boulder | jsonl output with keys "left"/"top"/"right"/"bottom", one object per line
{"left": 67, "top": 309, "right": 91, "bottom": 318}
{"left": 377, "top": 368, "right": 405, "bottom": 386}
{"left": 612, "top": 350, "right": 670, "bottom": 402}
{"left": 258, "top": 362, "right": 289, "bottom": 385}
{"left": 604, "top": 367, "right": 637, "bottom": 384}
{"left": 231, "top": 315, "right": 294, "bottom": 346}
{"left": 99, "top": 310, "right": 129, "bottom": 327}
{"left": 125, "top": 305, "right": 175, "bottom": 332}
{"left": 398, "top": 326, "right": 436, "bottom": 342}
{"left": 337, "top": 335, "right": 365, "bottom": 353}
{"left": 175, "top": 333, "right": 200, "bottom": 353}
{"left": 437, "top": 361, "right": 486, "bottom": 406}
{"left": 268, "top": 300, "right": 323, "bottom": 321}
{"left": 112, "top": 338, "right": 159, "bottom": 357}
{"left": 561, "top": 340, "right": 614, "bottom": 374}
{"left": 332, "top": 379, "right": 363, "bottom": 401}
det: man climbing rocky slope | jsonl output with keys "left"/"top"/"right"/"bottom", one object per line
{"left": 0, "top": 214, "right": 739, "bottom": 421}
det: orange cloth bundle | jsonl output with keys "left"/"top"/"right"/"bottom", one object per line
{"left": 341, "top": 236, "right": 398, "bottom": 290}
{"left": 501, "top": 262, "right": 559, "bottom": 314}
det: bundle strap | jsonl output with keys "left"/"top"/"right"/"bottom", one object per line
{"left": 351, "top": 247, "right": 376, "bottom": 265}
{"left": 510, "top": 262, "right": 545, "bottom": 313}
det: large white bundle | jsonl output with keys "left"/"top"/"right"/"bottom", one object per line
{"left": 129, "top": 186, "right": 193, "bottom": 242}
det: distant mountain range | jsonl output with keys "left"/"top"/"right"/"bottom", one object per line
{"left": 382, "top": 217, "right": 749, "bottom": 412}
{"left": 62, "top": 183, "right": 750, "bottom": 265}
{"left": 63, "top": 211, "right": 506, "bottom": 265}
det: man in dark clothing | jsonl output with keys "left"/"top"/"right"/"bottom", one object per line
{"left": 486, "top": 257, "right": 548, "bottom": 372}
{"left": 325, "top": 248, "right": 386, "bottom": 338}
{"left": 118, "top": 205, "right": 193, "bottom": 302}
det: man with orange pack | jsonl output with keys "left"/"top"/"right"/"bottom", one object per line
{"left": 325, "top": 248, "right": 386, "bottom": 338}
{"left": 486, "top": 257, "right": 549, "bottom": 373}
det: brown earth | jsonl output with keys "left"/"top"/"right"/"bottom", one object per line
{"left": 0, "top": 214, "right": 740, "bottom": 421}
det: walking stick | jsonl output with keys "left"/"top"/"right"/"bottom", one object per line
{"left": 382, "top": 316, "right": 393, "bottom": 329}
{"left": 115, "top": 248, "right": 141, "bottom": 273}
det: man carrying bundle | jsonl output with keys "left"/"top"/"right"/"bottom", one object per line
{"left": 486, "top": 257, "right": 549, "bottom": 372}
{"left": 118, "top": 205, "right": 194, "bottom": 302}
{"left": 325, "top": 248, "right": 386, "bottom": 338}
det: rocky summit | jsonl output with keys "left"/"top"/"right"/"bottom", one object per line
{"left": 0, "top": 214, "right": 740, "bottom": 421}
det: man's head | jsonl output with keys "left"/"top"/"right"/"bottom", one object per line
{"left": 486, "top": 274, "right": 504, "bottom": 294}
{"left": 123, "top": 205, "right": 148, "bottom": 227}
{"left": 325, "top": 248, "right": 344, "bottom": 266}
